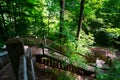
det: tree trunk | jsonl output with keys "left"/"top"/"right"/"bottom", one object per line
{"left": 76, "top": 0, "right": 85, "bottom": 40}
{"left": 59, "top": 0, "right": 65, "bottom": 38}
{"left": 0, "top": 5, "right": 6, "bottom": 30}
{"left": 0, "top": 21, "right": 5, "bottom": 40}
{"left": 0, "top": 4, "right": 7, "bottom": 41}
{"left": 13, "top": 2, "right": 17, "bottom": 35}
{"left": 47, "top": 8, "right": 50, "bottom": 37}
{"left": 0, "top": 5, "right": 4, "bottom": 39}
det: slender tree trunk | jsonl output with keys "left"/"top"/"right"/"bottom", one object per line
{"left": 59, "top": 0, "right": 65, "bottom": 38}
{"left": 0, "top": 4, "right": 7, "bottom": 40}
{"left": 47, "top": 8, "right": 50, "bottom": 37}
{"left": 76, "top": 0, "right": 85, "bottom": 40}
{"left": 6, "top": 1, "right": 12, "bottom": 30}
{"left": 10, "top": 3, "right": 15, "bottom": 33}
{"left": 0, "top": 20, "right": 5, "bottom": 40}
{"left": 0, "top": 6, "right": 6, "bottom": 31}
{"left": 33, "top": 10, "right": 36, "bottom": 34}
{"left": 13, "top": 2, "right": 17, "bottom": 35}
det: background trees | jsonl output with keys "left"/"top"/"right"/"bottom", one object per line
{"left": 0, "top": 0, "right": 120, "bottom": 48}
{"left": 77, "top": 0, "right": 85, "bottom": 40}
{"left": 0, "top": 0, "right": 120, "bottom": 50}
{"left": 1, "top": 0, "right": 120, "bottom": 79}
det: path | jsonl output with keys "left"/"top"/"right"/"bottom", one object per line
{"left": 0, "top": 63, "right": 16, "bottom": 80}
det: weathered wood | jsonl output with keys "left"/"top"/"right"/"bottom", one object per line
{"left": 6, "top": 38, "right": 24, "bottom": 80}
{"left": 18, "top": 55, "right": 28, "bottom": 80}
{"left": 37, "top": 55, "right": 95, "bottom": 76}
{"left": 26, "top": 48, "right": 36, "bottom": 80}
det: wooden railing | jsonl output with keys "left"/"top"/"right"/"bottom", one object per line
{"left": 19, "top": 54, "right": 28, "bottom": 80}
{"left": 36, "top": 56, "right": 95, "bottom": 76}
{"left": 5, "top": 37, "right": 95, "bottom": 79}
{"left": 19, "top": 47, "right": 36, "bottom": 80}
{"left": 36, "top": 46, "right": 95, "bottom": 76}
{"left": 6, "top": 38, "right": 36, "bottom": 80}
{"left": 25, "top": 47, "right": 36, "bottom": 80}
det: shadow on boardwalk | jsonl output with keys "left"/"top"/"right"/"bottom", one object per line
{"left": 0, "top": 63, "right": 16, "bottom": 80}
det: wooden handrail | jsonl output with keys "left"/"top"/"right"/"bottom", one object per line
{"left": 36, "top": 46, "right": 95, "bottom": 76}
{"left": 18, "top": 55, "right": 28, "bottom": 80}
{"left": 18, "top": 47, "right": 36, "bottom": 80}
{"left": 36, "top": 54, "right": 95, "bottom": 76}
{"left": 6, "top": 38, "right": 36, "bottom": 80}
{"left": 26, "top": 48, "right": 35, "bottom": 80}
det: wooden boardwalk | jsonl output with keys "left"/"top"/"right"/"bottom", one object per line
{"left": 29, "top": 46, "right": 95, "bottom": 76}
{"left": 0, "top": 38, "right": 96, "bottom": 80}
{"left": 0, "top": 45, "right": 95, "bottom": 80}
{"left": 0, "top": 63, "right": 16, "bottom": 80}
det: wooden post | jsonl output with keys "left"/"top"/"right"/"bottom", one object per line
{"left": 6, "top": 38, "right": 24, "bottom": 80}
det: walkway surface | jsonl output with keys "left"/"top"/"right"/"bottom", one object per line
{"left": 0, "top": 46, "right": 96, "bottom": 80}
{"left": 0, "top": 63, "right": 16, "bottom": 80}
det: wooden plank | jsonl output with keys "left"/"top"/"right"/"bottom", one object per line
{"left": 18, "top": 55, "right": 28, "bottom": 80}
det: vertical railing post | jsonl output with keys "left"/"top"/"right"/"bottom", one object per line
{"left": 29, "top": 48, "right": 36, "bottom": 80}
{"left": 6, "top": 38, "right": 24, "bottom": 80}
{"left": 25, "top": 47, "right": 36, "bottom": 80}
{"left": 44, "top": 36, "right": 46, "bottom": 45}
{"left": 18, "top": 55, "right": 28, "bottom": 80}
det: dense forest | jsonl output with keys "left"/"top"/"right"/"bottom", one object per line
{"left": 0, "top": 0, "right": 120, "bottom": 80}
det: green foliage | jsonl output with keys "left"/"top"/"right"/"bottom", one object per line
{"left": 105, "top": 28, "right": 120, "bottom": 48}
{"left": 96, "top": 60, "right": 120, "bottom": 80}
{"left": 95, "top": 28, "right": 120, "bottom": 47}
{"left": 69, "top": 53, "right": 86, "bottom": 68}
{"left": 77, "top": 31, "right": 94, "bottom": 54}
{"left": 96, "top": 0, "right": 120, "bottom": 28}
{"left": 95, "top": 30, "right": 109, "bottom": 46}
{"left": 50, "top": 68, "right": 75, "bottom": 80}
{"left": 88, "top": 18, "right": 104, "bottom": 32}
{"left": 0, "top": 41, "right": 4, "bottom": 51}
{"left": 57, "top": 72, "right": 75, "bottom": 80}
{"left": 66, "top": 31, "right": 95, "bottom": 67}
{"left": 84, "top": 0, "right": 120, "bottom": 47}
{"left": 1, "top": 0, "right": 120, "bottom": 79}
{"left": 105, "top": 28, "right": 120, "bottom": 38}
{"left": 0, "top": 0, "right": 48, "bottom": 39}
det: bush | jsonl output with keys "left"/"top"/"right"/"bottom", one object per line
{"left": 0, "top": 41, "right": 4, "bottom": 51}
{"left": 57, "top": 72, "right": 75, "bottom": 80}
{"left": 95, "top": 30, "right": 109, "bottom": 46}
{"left": 96, "top": 60, "right": 120, "bottom": 80}
{"left": 77, "top": 31, "right": 95, "bottom": 54}
{"left": 105, "top": 28, "right": 120, "bottom": 48}
{"left": 95, "top": 28, "right": 120, "bottom": 48}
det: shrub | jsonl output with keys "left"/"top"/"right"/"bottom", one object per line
{"left": 77, "top": 31, "right": 95, "bottom": 54}
{"left": 95, "top": 30, "right": 109, "bottom": 46}
{"left": 57, "top": 72, "right": 75, "bottom": 80}
{"left": 95, "top": 28, "right": 120, "bottom": 48}
{"left": 96, "top": 60, "right": 120, "bottom": 80}
{"left": 105, "top": 28, "right": 120, "bottom": 48}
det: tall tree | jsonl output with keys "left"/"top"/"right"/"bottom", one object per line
{"left": 59, "top": 0, "right": 65, "bottom": 38}
{"left": 0, "top": 3, "right": 7, "bottom": 40}
{"left": 76, "top": 0, "right": 85, "bottom": 40}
